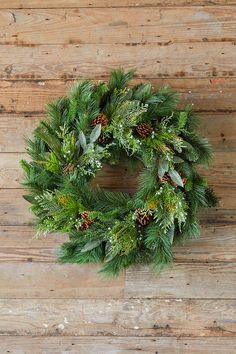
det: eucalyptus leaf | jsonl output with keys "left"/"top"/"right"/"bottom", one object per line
{"left": 23, "top": 194, "right": 35, "bottom": 203}
{"left": 75, "top": 140, "right": 80, "bottom": 155}
{"left": 95, "top": 145, "right": 104, "bottom": 153}
{"left": 105, "top": 253, "right": 117, "bottom": 263}
{"left": 167, "top": 225, "right": 175, "bottom": 244}
{"left": 83, "top": 142, "right": 94, "bottom": 153}
{"left": 90, "top": 123, "right": 102, "bottom": 143}
{"left": 158, "top": 159, "right": 169, "bottom": 178}
{"left": 169, "top": 169, "right": 184, "bottom": 187}
{"left": 79, "top": 131, "right": 86, "bottom": 150}
{"left": 173, "top": 156, "right": 184, "bottom": 164}
{"left": 81, "top": 239, "right": 103, "bottom": 253}
{"left": 104, "top": 243, "right": 116, "bottom": 263}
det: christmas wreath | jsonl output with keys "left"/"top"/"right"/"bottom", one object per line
{"left": 21, "top": 69, "right": 217, "bottom": 276}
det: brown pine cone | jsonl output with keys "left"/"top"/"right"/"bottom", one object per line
{"left": 135, "top": 208, "right": 152, "bottom": 226}
{"left": 98, "top": 134, "right": 112, "bottom": 145}
{"left": 136, "top": 122, "right": 152, "bottom": 138}
{"left": 63, "top": 163, "right": 75, "bottom": 174}
{"left": 91, "top": 113, "right": 109, "bottom": 127}
{"left": 79, "top": 220, "right": 92, "bottom": 231}
{"left": 159, "top": 173, "right": 171, "bottom": 184}
{"left": 159, "top": 173, "right": 186, "bottom": 186}
{"left": 79, "top": 211, "right": 93, "bottom": 231}
{"left": 81, "top": 211, "right": 89, "bottom": 220}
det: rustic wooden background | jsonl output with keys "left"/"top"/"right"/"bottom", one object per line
{"left": 0, "top": 1, "right": 236, "bottom": 353}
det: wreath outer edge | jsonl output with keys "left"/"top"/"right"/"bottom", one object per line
{"left": 20, "top": 68, "right": 218, "bottom": 276}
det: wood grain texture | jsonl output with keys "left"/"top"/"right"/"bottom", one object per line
{"left": 125, "top": 263, "right": 236, "bottom": 299}
{"left": 199, "top": 208, "right": 236, "bottom": 226}
{"left": 0, "top": 226, "right": 65, "bottom": 263}
{"left": 0, "top": 224, "right": 236, "bottom": 263}
{"left": 0, "top": 261, "right": 235, "bottom": 299}
{"left": 0, "top": 1, "right": 235, "bottom": 8}
{"left": 0, "top": 189, "right": 31, "bottom": 226}
{"left": 0, "top": 7, "right": 235, "bottom": 45}
{"left": 1, "top": 112, "right": 235, "bottom": 152}
{"left": 2, "top": 337, "right": 236, "bottom": 354}
{"left": 0, "top": 43, "right": 235, "bottom": 80}
{"left": 0, "top": 79, "right": 235, "bottom": 114}
{"left": 0, "top": 298, "right": 235, "bottom": 336}
{"left": 172, "top": 225, "right": 236, "bottom": 262}
{"left": 0, "top": 263, "right": 124, "bottom": 299}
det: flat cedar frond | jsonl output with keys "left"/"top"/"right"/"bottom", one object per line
{"left": 21, "top": 68, "right": 216, "bottom": 276}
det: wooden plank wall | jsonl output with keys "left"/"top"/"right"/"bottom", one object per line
{"left": 0, "top": 1, "right": 236, "bottom": 353}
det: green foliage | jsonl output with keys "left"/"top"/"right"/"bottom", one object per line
{"left": 108, "top": 67, "right": 135, "bottom": 91}
{"left": 154, "top": 184, "right": 187, "bottom": 231}
{"left": 21, "top": 68, "right": 216, "bottom": 276}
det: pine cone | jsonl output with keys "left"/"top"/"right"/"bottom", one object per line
{"left": 135, "top": 208, "right": 152, "bottom": 226}
{"left": 159, "top": 173, "right": 171, "bottom": 184}
{"left": 79, "top": 211, "right": 93, "bottom": 231}
{"left": 79, "top": 220, "right": 92, "bottom": 231}
{"left": 98, "top": 134, "right": 112, "bottom": 145}
{"left": 159, "top": 173, "right": 186, "bottom": 186}
{"left": 136, "top": 123, "right": 152, "bottom": 138}
{"left": 81, "top": 211, "right": 89, "bottom": 220}
{"left": 91, "top": 113, "right": 109, "bottom": 127}
{"left": 63, "top": 163, "right": 75, "bottom": 174}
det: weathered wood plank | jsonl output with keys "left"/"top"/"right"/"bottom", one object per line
{"left": 0, "top": 80, "right": 68, "bottom": 112}
{"left": 0, "top": 7, "right": 235, "bottom": 45}
{"left": 0, "top": 262, "right": 235, "bottom": 299}
{"left": 199, "top": 112, "right": 236, "bottom": 151}
{"left": 0, "top": 263, "right": 124, "bottom": 299}
{"left": 0, "top": 43, "right": 235, "bottom": 80}
{"left": 0, "top": 114, "right": 40, "bottom": 152}
{"left": 173, "top": 225, "right": 236, "bottom": 262}
{"left": 0, "top": 151, "right": 235, "bottom": 190}
{"left": 1, "top": 112, "right": 235, "bottom": 152}
{"left": 0, "top": 298, "right": 235, "bottom": 336}
{"left": 0, "top": 79, "right": 234, "bottom": 114}
{"left": 0, "top": 1, "right": 235, "bottom": 8}
{"left": 0, "top": 225, "right": 236, "bottom": 263}
{"left": 0, "top": 189, "right": 32, "bottom": 225}
{"left": 0, "top": 226, "right": 63, "bottom": 263}
{"left": 125, "top": 263, "right": 236, "bottom": 299}
{"left": 0, "top": 152, "right": 28, "bottom": 188}
{"left": 199, "top": 208, "right": 236, "bottom": 226}
{"left": 2, "top": 336, "right": 236, "bottom": 354}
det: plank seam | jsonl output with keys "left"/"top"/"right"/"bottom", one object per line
{"left": 0, "top": 297, "right": 236, "bottom": 300}
{"left": 0, "top": 77, "right": 234, "bottom": 82}
{"left": 1, "top": 5, "right": 236, "bottom": 9}
{"left": 1, "top": 109, "right": 236, "bottom": 115}
{"left": 0, "top": 334, "right": 235, "bottom": 338}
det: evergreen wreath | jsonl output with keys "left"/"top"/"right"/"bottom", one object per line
{"left": 21, "top": 69, "right": 218, "bottom": 276}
